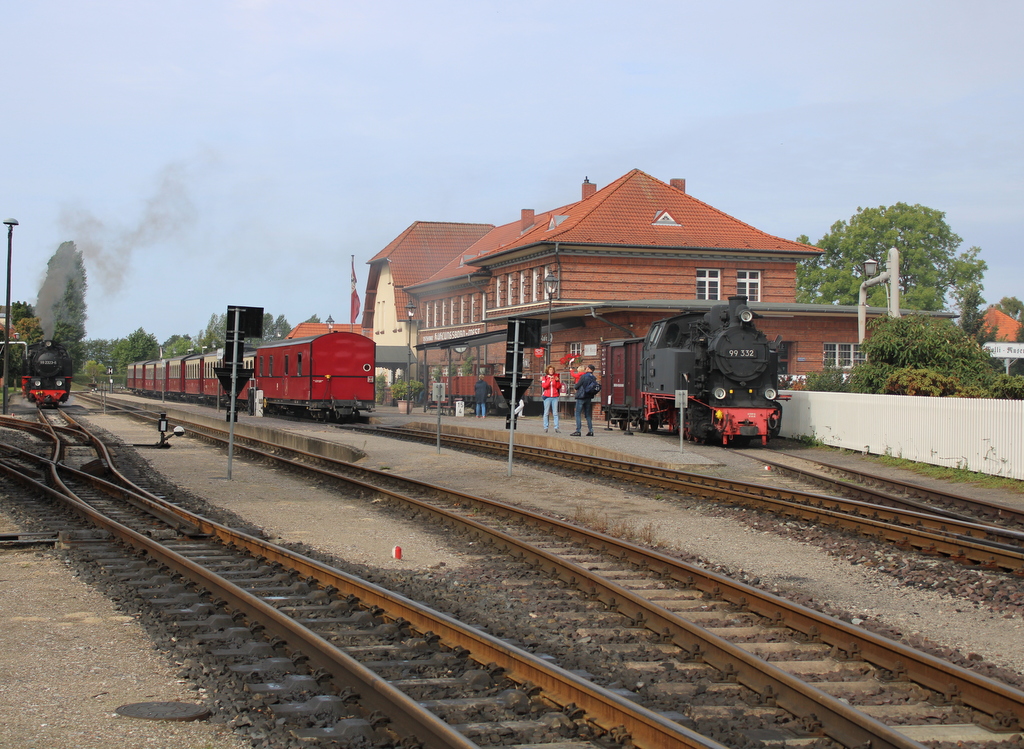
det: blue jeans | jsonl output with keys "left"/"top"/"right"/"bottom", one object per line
{"left": 476, "top": 401, "right": 486, "bottom": 417}
{"left": 543, "top": 397, "right": 559, "bottom": 429}
{"left": 574, "top": 398, "right": 593, "bottom": 433}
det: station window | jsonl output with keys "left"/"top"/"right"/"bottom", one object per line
{"left": 823, "top": 342, "right": 864, "bottom": 369}
{"left": 737, "top": 270, "right": 760, "bottom": 301}
{"left": 569, "top": 342, "right": 582, "bottom": 357}
{"left": 777, "top": 340, "right": 793, "bottom": 375}
{"left": 697, "top": 269, "right": 720, "bottom": 300}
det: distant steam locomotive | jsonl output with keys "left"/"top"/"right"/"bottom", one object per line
{"left": 602, "top": 296, "right": 784, "bottom": 446}
{"left": 22, "top": 340, "right": 73, "bottom": 407}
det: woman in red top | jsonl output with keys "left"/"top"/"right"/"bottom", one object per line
{"left": 541, "top": 365, "right": 561, "bottom": 433}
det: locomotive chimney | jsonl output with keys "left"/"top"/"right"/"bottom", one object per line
{"left": 521, "top": 208, "right": 535, "bottom": 233}
{"left": 670, "top": 178, "right": 686, "bottom": 193}
{"left": 582, "top": 177, "right": 597, "bottom": 199}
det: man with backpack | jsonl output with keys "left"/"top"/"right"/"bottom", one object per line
{"left": 570, "top": 364, "right": 600, "bottom": 436}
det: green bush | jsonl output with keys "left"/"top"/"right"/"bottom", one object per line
{"left": 988, "top": 374, "right": 1024, "bottom": 400}
{"left": 883, "top": 368, "right": 960, "bottom": 396}
{"left": 803, "top": 365, "right": 847, "bottom": 392}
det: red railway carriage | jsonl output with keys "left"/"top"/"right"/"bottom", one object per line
{"left": 128, "top": 332, "right": 373, "bottom": 422}
{"left": 254, "top": 332, "right": 375, "bottom": 421}
{"left": 128, "top": 349, "right": 255, "bottom": 405}
{"left": 601, "top": 338, "right": 646, "bottom": 430}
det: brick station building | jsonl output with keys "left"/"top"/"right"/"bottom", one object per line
{"left": 361, "top": 169, "right": 883, "bottom": 391}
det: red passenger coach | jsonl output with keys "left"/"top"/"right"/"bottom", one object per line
{"left": 254, "top": 332, "right": 375, "bottom": 421}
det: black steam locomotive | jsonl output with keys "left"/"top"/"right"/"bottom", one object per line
{"left": 21, "top": 340, "right": 73, "bottom": 407}
{"left": 602, "top": 296, "right": 784, "bottom": 445}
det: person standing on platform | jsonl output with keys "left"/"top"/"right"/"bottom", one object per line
{"left": 571, "top": 364, "right": 598, "bottom": 436}
{"left": 541, "top": 365, "right": 561, "bottom": 433}
{"left": 474, "top": 376, "right": 491, "bottom": 418}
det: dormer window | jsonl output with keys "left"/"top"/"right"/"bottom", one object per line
{"left": 652, "top": 210, "right": 680, "bottom": 227}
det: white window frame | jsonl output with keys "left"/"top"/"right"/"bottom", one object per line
{"left": 736, "top": 270, "right": 761, "bottom": 301}
{"left": 697, "top": 269, "right": 720, "bottom": 300}
{"left": 569, "top": 342, "right": 582, "bottom": 357}
{"left": 823, "top": 342, "right": 865, "bottom": 369}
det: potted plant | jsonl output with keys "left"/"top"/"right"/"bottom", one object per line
{"left": 392, "top": 379, "right": 424, "bottom": 414}
{"left": 392, "top": 379, "right": 410, "bottom": 412}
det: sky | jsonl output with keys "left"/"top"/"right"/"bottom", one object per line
{"left": 2, "top": 1, "right": 1022, "bottom": 343}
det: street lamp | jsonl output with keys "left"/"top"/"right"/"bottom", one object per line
{"left": 3, "top": 218, "right": 18, "bottom": 415}
{"left": 544, "top": 271, "right": 558, "bottom": 367}
{"left": 405, "top": 301, "right": 416, "bottom": 385}
{"left": 326, "top": 315, "right": 334, "bottom": 333}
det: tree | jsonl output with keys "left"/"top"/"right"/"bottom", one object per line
{"left": 796, "top": 203, "right": 987, "bottom": 311}
{"left": 80, "top": 339, "right": 115, "bottom": 373}
{"left": 162, "top": 334, "right": 194, "bottom": 357}
{"left": 955, "top": 283, "right": 995, "bottom": 344}
{"left": 847, "top": 315, "right": 995, "bottom": 394}
{"left": 304, "top": 313, "right": 322, "bottom": 324}
{"left": 993, "top": 296, "right": 1024, "bottom": 321}
{"left": 38, "top": 241, "right": 88, "bottom": 364}
{"left": 110, "top": 328, "right": 159, "bottom": 371}
{"left": 198, "top": 313, "right": 226, "bottom": 349}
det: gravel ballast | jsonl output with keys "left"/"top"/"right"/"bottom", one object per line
{"left": 2, "top": 401, "right": 1023, "bottom": 747}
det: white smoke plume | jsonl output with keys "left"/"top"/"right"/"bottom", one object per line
{"left": 58, "top": 160, "right": 197, "bottom": 297}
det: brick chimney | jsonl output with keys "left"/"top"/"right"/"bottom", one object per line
{"left": 670, "top": 178, "right": 686, "bottom": 193}
{"left": 521, "top": 209, "right": 535, "bottom": 232}
{"left": 582, "top": 177, "right": 597, "bottom": 199}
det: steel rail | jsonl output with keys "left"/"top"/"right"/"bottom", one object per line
{"left": 108, "top": 412, "right": 1024, "bottom": 743}
{"left": 375, "top": 425, "right": 1024, "bottom": 572}
{"left": 1, "top": 413, "right": 729, "bottom": 749}
{"left": 761, "top": 453, "right": 1024, "bottom": 529}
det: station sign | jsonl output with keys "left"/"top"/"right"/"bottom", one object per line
{"left": 984, "top": 342, "right": 1024, "bottom": 359}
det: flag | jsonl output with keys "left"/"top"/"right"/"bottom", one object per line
{"left": 350, "top": 256, "right": 361, "bottom": 325}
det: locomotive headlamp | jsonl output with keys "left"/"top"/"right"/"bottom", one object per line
{"left": 55, "top": 379, "right": 64, "bottom": 388}
{"left": 739, "top": 309, "right": 753, "bottom": 323}
{"left": 764, "top": 388, "right": 778, "bottom": 400}
{"left": 713, "top": 387, "right": 727, "bottom": 400}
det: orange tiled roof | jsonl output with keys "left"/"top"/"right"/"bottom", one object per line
{"left": 984, "top": 307, "right": 1022, "bottom": 341}
{"left": 286, "top": 322, "right": 361, "bottom": 339}
{"left": 410, "top": 170, "right": 818, "bottom": 289}
{"left": 368, "top": 221, "right": 494, "bottom": 289}
{"left": 480, "top": 169, "right": 818, "bottom": 259}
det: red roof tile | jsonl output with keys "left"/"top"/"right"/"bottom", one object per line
{"left": 984, "top": 307, "right": 1022, "bottom": 341}
{"left": 286, "top": 322, "right": 362, "bottom": 339}
{"left": 369, "top": 221, "right": 494, "bottom": 289}
{"left": 480, "top": 169, "right": 818, "bottom": 258}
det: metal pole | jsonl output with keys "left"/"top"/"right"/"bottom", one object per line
{"left": 227, "top": 307, "right": 241, "bottom": 480}
{"left": 2, "top": 220, "right": 16, "bottom": 415}
{"left": 507, "top": 320, "right": 521, "bottom": 477}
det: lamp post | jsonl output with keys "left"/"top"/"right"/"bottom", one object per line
{"left": 326, "top": 315, "right": 334, "bottom": 333}
{"left": 405, "top": 301, "right": 416, "bottom": 387}
{"left": 857, "top": 248, "right": 901, "bottom": 344}
{"left": 3, "top": 218, "right": 18, "bottom": 415}
{"left": 544, "top": 272, "right": 558, "bottom": 367}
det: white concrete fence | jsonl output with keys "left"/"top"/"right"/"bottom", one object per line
{"left": 779, "top": 391, "right": 1024, "bottom": 480}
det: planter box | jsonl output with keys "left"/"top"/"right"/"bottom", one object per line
{"left": 397, "top": 400, "right": 412, "bottom": 414}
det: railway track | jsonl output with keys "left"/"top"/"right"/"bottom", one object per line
{"left": 359, "top": 423, "right": 1024, "bottom": 575}
{"left": 1, "top": 409, "right": 725, "bottom": 749}
{"left": 58, "top": 396, "right": 1024, "bottom": 747}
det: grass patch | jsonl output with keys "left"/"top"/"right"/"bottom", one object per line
{"left": 570, "top": 504, "right": 663, "bottom": 547}
{"left": 875, "top": 455, "right": 1024, "bottom": 493}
